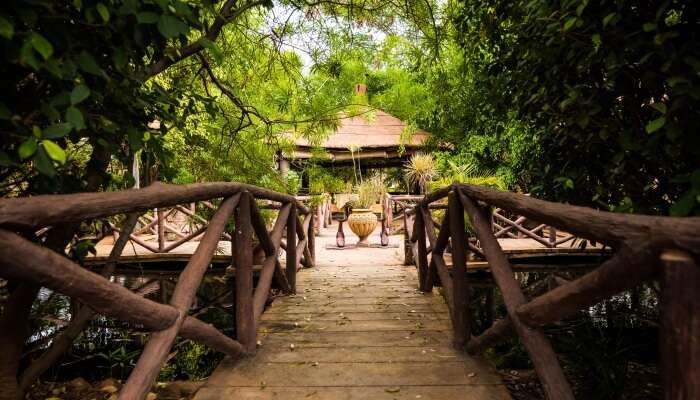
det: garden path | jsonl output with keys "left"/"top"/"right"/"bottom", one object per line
{"left": 193, "top": 224, "right": 512, "bottom": 400}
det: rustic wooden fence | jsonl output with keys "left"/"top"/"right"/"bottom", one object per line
{"left": 0, "top": 182, "right": 315, "bottom": 399}
{"left": 405, "top": 183, "right": 700, "bottom": 400}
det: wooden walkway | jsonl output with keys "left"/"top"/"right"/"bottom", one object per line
{"left": 193, "top": 226, "right": 511, "bottom": 400}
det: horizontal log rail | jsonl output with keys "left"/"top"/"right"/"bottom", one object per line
{"left": 405, "top": 183, "right": 700, "bottom": 400}
{"left": 0, "top": 182, "right": 317, "bottom": 399}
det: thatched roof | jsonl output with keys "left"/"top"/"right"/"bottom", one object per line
{"left": 292, "top": 110, "right": 430, "bottom": 150}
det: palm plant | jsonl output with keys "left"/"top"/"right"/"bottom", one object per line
{"left": 404, "top": 153, "right": 437, "bottom": 194}
{"left": 429, "top": 160, "right": 507, "bottom": 191}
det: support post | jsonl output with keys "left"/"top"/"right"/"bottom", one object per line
{"left": 403, "top": 212, "right": 414, "bottom": 265}
{"left": 157, "top": 208, "right": 165, "bottom": 252}
{"left": 415, "top": 209, "right": 429, "bottom": 291}
{"left": 286, "top": 203, "right": 297, "bottom": 293}
{"left": 308, "top": 211, "right": 315, "bottom": 266}
{"left": 660, "top": 249, "right": 699, "bottom": 400}
{"left": 448, "top": 190, "right": 470, "bottom": 349}
{"left": 548, "top": 226, "right": 556, "bottom": 248}
{"left": 235, "top": 192, "right": 256, "bottom": 353}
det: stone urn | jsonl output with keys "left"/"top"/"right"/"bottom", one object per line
{"left": 347, "top": 208, "right": 378, "bottom": 246}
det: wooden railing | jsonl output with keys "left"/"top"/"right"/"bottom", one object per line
{"left": 0, "top": 182, "right": 315, "bottom": 399}
{"left": 405, "top": 183, "right": 700, "bottom": 400}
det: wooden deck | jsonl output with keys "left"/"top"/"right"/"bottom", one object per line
{"left": 88, "top": 232, "right": 607, "bottom": 266}
{"left": 193, "top": 227, "right": 511, "bottom": 400}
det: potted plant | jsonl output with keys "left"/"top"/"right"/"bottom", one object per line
{"left": 347, "top": 175, "right": 385, "bottom": 246}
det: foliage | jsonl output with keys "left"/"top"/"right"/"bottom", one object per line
{"left": 353, "top": 174, "right": 385, "bottom": 208}
{"left": 159, "top": 340, "right": 222, "bottom": 381}
{"left": 430, "top": 154, "right": 507, "bottom": 191}
{"left": 403, "top": 153, "right": 437, "bottom": 194}
{"left": 450, "top": 0, "right": 700, "bottom": 215}
{"left": 307, "top": 165, "right": 350, "bottom": 194}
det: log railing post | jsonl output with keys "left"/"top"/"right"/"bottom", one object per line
{"left": 308, "top": 211, "right": 315, "bottom": 266}
{"left": 234, "top": 192, "right": 256, "bottom": 353}
{"left": 157, "top": 208, "right": 165, "bottom": 252}
{"left": 415, "top": 209, "right": 429, "bottom": 291}
{"left": 448, "top": 190, "right": 470, "bottom": 349}
{"left": 403, "top": 212, "right": 414, "bottom": 266}
{"left": 286, "top": 203, "right": 297, "bottom": 293}
{"left": 660, "top": 249, "right": 699, "bottom": 400}
{"left": 548, "top": 226, "right": 556, "bottom": 248}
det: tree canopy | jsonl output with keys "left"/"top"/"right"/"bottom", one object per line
{"left": 1, "top": 0, "right": 698, "bottom": 216}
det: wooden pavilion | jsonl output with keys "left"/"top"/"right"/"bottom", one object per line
{"left": 277, "top": 84, "right": 432, "bottom": 180}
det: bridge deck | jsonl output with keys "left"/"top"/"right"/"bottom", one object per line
{"left": 193, "top": 227, "right": 511, "bottom": 400}
{"left": 88, "top": 232, "right": 606, "bottom": 266}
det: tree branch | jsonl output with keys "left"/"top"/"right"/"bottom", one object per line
{"left": 143, "top": 0, "right": 269, "bottom": 81}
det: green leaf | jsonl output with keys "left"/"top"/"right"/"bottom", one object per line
{"left": 70, "top": 84, "right": 90, "bottom": 105}
{"left": 670, "top": 191, "right": 698, "bottom": 216}
{"left": 41, "top": 139, "right": 66, "bottom": 164}
{"left": 645, "top": 117, "right": 666, "bottom": 133}
{"left": 642, "top": 23, "right": 656, "bottom": 32}
{"left": 200, "top": 38, "right": 224, "bottom": 63}
{"left": 34, "top": 147, "right": 55, "bottom": 177}
{"left": 19, "top": 138, "right": 38, "bottom": 159}
{"left": 20, "top": 41, "right": 40, "bottom": 70}
{"left": 44, "top": 123, "right": 73, "bottom": 138}
{"left": 96, "top": 3, "right": 110, "bottom": 22}
{"left": 563, "top": 17, "right": 577, "bottom": 31}
{"left": 66, "top": 106, "right": 85, "bottom": 130}
{"left": 77, "top": 51, "right": 103, "bottom": 76}
{"left": 32, "top": 125, "right": 42, "bottom": 138}
{"left": 603, "top": 13, "right": 616, "bottom": 27}
{"left": 30, "top": 33, "right": 53, "bottom": 60}
{"left": 112, "top": 48, "right": 127, "bottom": 69}
{"left": 0, "top": 16, "right": 14, "bottom": 39}
{"left": 136, "top": 12, "right": 160, "bottom": 23}
{"left": 157, "top": 15, "right": 189, "bottom": 39}
{"left": 650, "top": 102, "right": 667, "bottom": 114}
{"left": 576, "top": 0, "right": 588, "bottom": 17}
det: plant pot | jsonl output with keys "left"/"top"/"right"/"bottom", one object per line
{"left": 347, "top": 208, "right": 378, "bottom": 247}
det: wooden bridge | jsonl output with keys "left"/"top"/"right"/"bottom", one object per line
{"left": 0, "top": 182, "right": 698, "bottom": 399}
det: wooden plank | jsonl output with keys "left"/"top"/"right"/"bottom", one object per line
{"left": 660, "top": 249, "right": 699, "bottom": 400}
{"left": 206, "top": 361, "right": 503, "bottom": 387}
{"left": 256, "top": 330, "right": 452, "bottom": 348}
{"left": 264, "top": 304, "right": 448, "bottom": 315}
{"left": 259, "top": 319, "right": 451, "bottom": 333}
{"left": 261, "top": 312, "right": 450, "bottom": 322}
{"left": 195, "top": 385, "right": 511, "bottom": 400}
{"left": 194, "top": 223, "right": 511, "bottom": 400}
